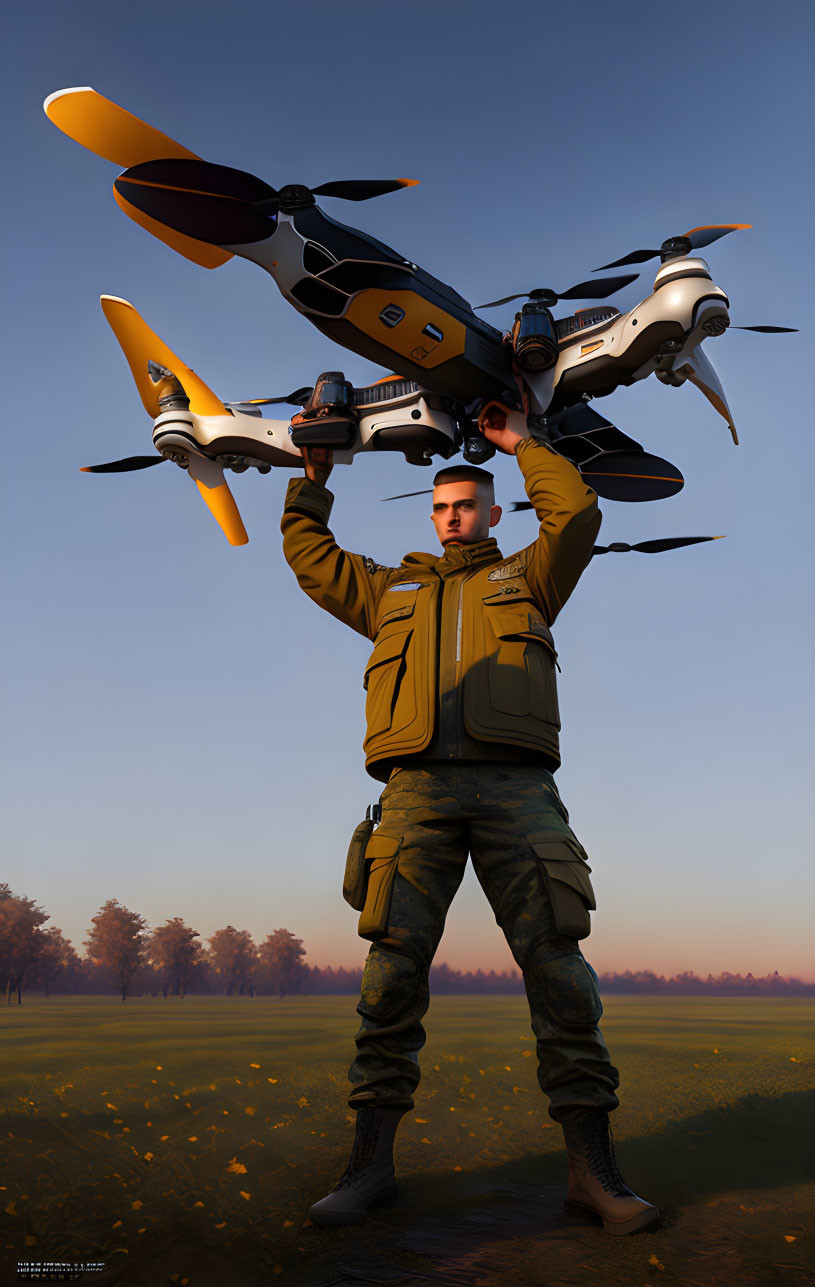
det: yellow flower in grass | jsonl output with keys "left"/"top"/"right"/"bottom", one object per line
{"left": 239, "top": 1191, "right": 251, "bottom": 1201}
{"left": 227, "top": 1159, "right": 247, "bottom": 1175}
{"left": 250, "top": 1063, "right": 260, "bottom": 1069}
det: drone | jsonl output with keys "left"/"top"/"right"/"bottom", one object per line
{"left": 45, "top": 87, "right": 795, "bottom": 547}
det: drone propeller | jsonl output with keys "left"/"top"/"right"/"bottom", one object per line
{"left": 476, "top": 275, "right": 638, "bottom": 311}
{"left": 85, "top": 296, "right": 248, "bottom": 545}
{"left": 591, "top": 536, "right": 724, "bottom": 556}
{"left": 595, "top": 224, "right": 752, "bottom": 270}
{"left": 113, "top": 158, "right": 419, "bottom": 247}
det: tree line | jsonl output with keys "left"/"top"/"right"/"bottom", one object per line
{"left": 1, "top": 884, "right": 812, "bottom": 1003}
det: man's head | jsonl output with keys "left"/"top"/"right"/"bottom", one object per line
{"left": 430, "top": 465, "right": 502, "bottom": 547}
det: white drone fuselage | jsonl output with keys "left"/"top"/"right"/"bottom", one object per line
{"left": 150, "top": 253, "right": 735, "bottom": 475}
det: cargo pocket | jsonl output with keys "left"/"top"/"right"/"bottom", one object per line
{"left": 528, "top": 833, "right": 596, "bottom": 939}
{"left": 485, "top": 607, "right": 559, "bottom": 722}
{"left": 358, "top": 832, "right": 402, "bottom": 942}
{"left": 363, "top": 629, "right": 411, "bottom": 734}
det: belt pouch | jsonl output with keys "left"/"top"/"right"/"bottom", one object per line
{"left": 343, "top": 819, "right": 374, "bottom": 910}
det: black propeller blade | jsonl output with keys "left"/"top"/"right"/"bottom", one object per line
{"left": 476, "top": 274, "right": 638, "bottom": 310}
{"left": 592, "top": 536, "right": 724, "bottom": 555}
{"left": 80, "top": 455, "right": 167, "bottom": 473}
{"left": 229, "top": 386, "right": 314, "bottom": 408}
{"left": 115, "top": 172, "right": 275, "bottom": 245}
{"left": 381, "top": 488, "right": 434, "bottom": 501}
{"left": 311, "top": 179, "right": 418, "bottom": 201}
{"left": 595, "top": 224, "right": 751, "bottom": 270}
{"left": 731, "top": 325, "right": 798, "bottom": 333}
{"left": 116, "top": 158, "right": 278, "bottom": 204}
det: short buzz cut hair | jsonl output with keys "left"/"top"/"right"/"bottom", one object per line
{"left": 433, "top": 465, "right": 495, "bottom": 497}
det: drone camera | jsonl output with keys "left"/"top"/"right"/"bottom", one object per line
{"left": 512, "top": 301, "right": 559, "bottom": 372}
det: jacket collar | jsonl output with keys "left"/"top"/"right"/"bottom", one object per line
{"left": 437, "top": 536, "right": 502, "bottom": 570}
{"left": 401, "top": 537, "right": 503, "bottom": 574}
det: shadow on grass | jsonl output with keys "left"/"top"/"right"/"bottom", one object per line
{"left": 2, "top": 1090, "right": 812, "bottom": 1286}
{"left": 309, "top": 1089, "right": 815, "bottom": 1285}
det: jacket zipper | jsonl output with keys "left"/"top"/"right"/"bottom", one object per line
{"left": 451, "top": 569, "right": 478, "bottom": 753}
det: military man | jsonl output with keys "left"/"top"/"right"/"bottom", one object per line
{"left": 280, "top": 404, "right": 658, "bottom": 1235}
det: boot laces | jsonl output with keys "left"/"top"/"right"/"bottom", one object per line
{"left": 580, "top": 1115, "right": 630, "bottom": 1196}
{"left": 336, "top": 1109, "right": 388, "bottom": 1186}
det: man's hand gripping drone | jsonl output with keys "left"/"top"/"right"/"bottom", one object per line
{"left": 45, "top": 87, "right": 795, "bottom": 548}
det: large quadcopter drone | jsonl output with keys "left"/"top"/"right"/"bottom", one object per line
{"left": 45, "top": 87, "right": 794, "bottom": 546}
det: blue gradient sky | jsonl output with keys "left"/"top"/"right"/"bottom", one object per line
{"left": 3, "top": 0, "right": 813, "bottom": 978}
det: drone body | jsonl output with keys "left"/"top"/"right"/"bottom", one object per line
{"left": 44, "top": 86, "right": 793, "bottom": 544}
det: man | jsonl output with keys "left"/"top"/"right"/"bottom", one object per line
{"left": 280, "top": 403, "right": 658, "bottom": 1235}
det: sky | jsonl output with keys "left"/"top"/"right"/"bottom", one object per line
{"left": 3, "top": 0, "right": 814, "bottom": 981}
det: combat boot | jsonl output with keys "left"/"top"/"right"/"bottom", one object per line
{"left": 308, "top": 1105, "right": 404, "bottom": 1227}
{"left": 562, "top": 1109, "right": 659, "bottom": 1235}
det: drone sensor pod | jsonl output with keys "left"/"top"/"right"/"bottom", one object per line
{"left": 513, "top": 302, "right": 559, "bottom": 371}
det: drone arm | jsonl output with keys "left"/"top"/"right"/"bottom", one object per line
{"left": 513, "top": 439, "right": 602, "bottom": 623}
{"left": 281, "top": 478, "right": 395, "bottom": 639}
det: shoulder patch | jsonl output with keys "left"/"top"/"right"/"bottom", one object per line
{"left": 363, "top": 556, "right": 387, "bottom": 574}
{"left": 487, "top": 555, "right": 529, "bottom": 581}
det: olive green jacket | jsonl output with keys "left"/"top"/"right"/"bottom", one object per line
{"left": 281, "top": 438, "right": 601, "bottom": 781}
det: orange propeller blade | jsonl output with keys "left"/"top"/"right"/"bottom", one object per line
{"left": 100, "top": 296, "right": 227, "bottom": 418}
{"left": 187, "top": 455, "right": 249, "bottom": 546}
{"left": 44, "top": 86, "right": 199, "bottom": 167}
{"left": 44, "top": 88, "right": 233, "bottom": 269}
{"left": 112, "top": 186, "right": 232, "bottom": 269}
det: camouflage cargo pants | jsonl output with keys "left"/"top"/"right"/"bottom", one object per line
{"left": 348, "top": 763, "right": 620, "bottom": 1121}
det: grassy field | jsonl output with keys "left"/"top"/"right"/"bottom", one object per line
{"left": 1, "top": 995, "right": 813, "bottom": 1286}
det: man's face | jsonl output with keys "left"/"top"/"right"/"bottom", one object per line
{"left": 431, "top": 480, "right": 502, "bottom": 547}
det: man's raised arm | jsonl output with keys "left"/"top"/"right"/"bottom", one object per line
{"left": 281, "top": 448, "right": 394, "bottom": 639}
{"left": 513, "top": 436, "right": 601, "bottom": 623}
{"left": 480, "top": 409, "right": 601, "bottom": 625}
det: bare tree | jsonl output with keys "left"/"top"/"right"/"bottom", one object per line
{"left": 0, "top": 886, "right": 50, "bottom": 1004}
{"left": 148, "top": 918, "right": 202, "bottom": 997}
{"left": 85, "top": 900, "right": 148, "bottom": 1002}
{"left": 258, "top": 928, "right": 308, "bottom": 997}
{"left": 207, "top": 926, "right": 257, "bottom": 996}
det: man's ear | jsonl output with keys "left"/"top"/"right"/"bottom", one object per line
{"left": 489, "top": 504, "right": 502, "bottom": 529}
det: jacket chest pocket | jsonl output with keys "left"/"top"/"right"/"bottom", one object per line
{"left": 364, "top": 628, "right": 412, "bottom": 733}
{"left": 375, "top": 587, "right": 420, "bottom": 632}
{"left": 484, "top": 603, "right": 559, "bottom": 720}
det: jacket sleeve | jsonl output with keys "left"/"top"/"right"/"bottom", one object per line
{"left": 280, "top": 476, "right": 395, "bottom": 640}
{"left": 513, "top": 437, "right": 601, "bottom": 624}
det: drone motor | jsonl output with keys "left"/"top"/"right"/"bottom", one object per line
{"left": 512, "top": 300, "right": 560, "bottom": 372}
{"left": 289, "top": 371, "right": 359, "bottom": 448}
